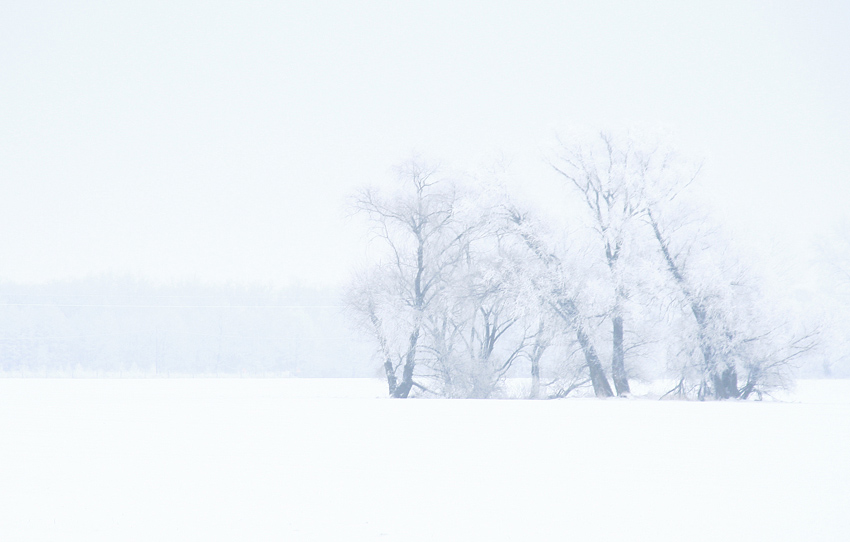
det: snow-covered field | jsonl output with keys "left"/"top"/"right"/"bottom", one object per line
{"left": 0, "top": 379, "right": 847, "bottom": 541}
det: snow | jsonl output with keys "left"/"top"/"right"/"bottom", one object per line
{"left": 0, "top": 379, "right": 847, "bottom": 541}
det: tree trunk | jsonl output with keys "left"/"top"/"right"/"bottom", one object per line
{"left": 383, "top": 359, "right": 397, "bottom": 396}
{"left": 552, "top": 299, "right": 614, "bottom": 398}
{"left": 648, "top": 211, "right": 739, "bottom": 400}
{"left": 713, "top": 365, "right": 738, "bottom": 399}
{"left": 529, "top": 320, "right": 546, "bottom": 399}
{"left": 530, "top": 355, "right": 540, "bottom": 399}
{"left": 392, "top": 327, "right": 420, "bottom": 398}
{"left": 611, "top": 313, "right": 630, "bottom": 395}
{"left": 513, "top": 219, "right": 613, "bottom": 398}
{"left": 574, "top": 325, "right": 614, "bottom": 398}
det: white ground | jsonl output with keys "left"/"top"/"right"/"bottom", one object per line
{"left": 0, "top": 379, "right": 847, "bottom": 541}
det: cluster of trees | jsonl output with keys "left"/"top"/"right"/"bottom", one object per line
{"left": 347, "top": 131, "right": 816, "bottom": 399}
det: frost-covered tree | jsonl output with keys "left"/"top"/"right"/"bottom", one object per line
{"left": 543, "top": 129, "right": 813, "bottom": 400}
{"left": 348, "top": 160, "right": 476, "bottom": 397}
{"left": 507, "top": 206, "right": 614, "bottom": 398}
{"left": 549, "top": 131, "right": 657, "bottom": 395}
{"left": 652, "top": 226, "right": 816, "bottom": 399}
{"left": 634, "top": 141, "right": 816, "bottom": 400}
{"left": 647, "top": 206, "right": 741, "bottom": 399}
{"left": 426, "top": 228, "right": 534, "bottom": 398}
{"left": 348, "top": 164, "right": 551, "bottom": 398}
{"left": 350, "top": 134, "right": 813, "bottom": 400}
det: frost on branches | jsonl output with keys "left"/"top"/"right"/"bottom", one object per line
{"left": 346, "top": 134, "right": 816, "bottom": 400}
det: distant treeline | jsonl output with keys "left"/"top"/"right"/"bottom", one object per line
{"left": 0, "top": 277, "right": 374, "bottom": 377}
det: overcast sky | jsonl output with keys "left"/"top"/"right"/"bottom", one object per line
{"left": 1, "top": 1, "right": 848, "bottom": 287}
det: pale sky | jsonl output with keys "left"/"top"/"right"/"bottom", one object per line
{"left": 1, "top": 0, "right": 848, "bottom": 286}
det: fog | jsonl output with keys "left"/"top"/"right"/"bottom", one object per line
{"left": 2, "top": 1, "right": 848, "bottom": 288}
{"left": 4, "top": 4, "right": 850, "bottom": 540}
